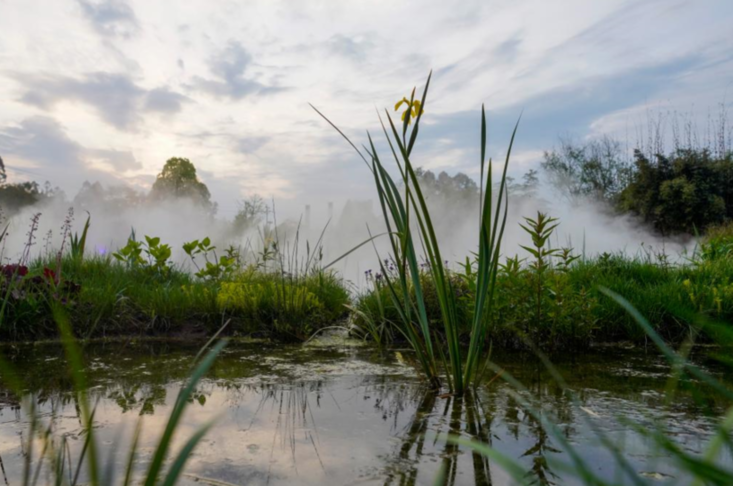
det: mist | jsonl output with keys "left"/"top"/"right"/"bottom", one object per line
{"left": 0, "top": 166, "right": 690, "bottom": 292}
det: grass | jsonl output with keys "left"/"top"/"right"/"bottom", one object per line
{"left": 353, "top": 220, "right": 733, "bottom": 350}
{"left": 0, "top": 252, "right": 349, "bottom": 342}
{"left": 354, "top": 247, "right": 733, "bottom": 351}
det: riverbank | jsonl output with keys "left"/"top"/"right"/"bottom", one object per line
{"left": 1, "top": 230, "right": 731, "bottom": 348}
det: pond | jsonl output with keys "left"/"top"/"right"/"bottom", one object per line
{"left": 0, "top": 337, "right": 730, "bottom": 485}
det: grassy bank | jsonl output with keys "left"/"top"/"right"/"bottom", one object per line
{"left": 0, "top": 253, "right": 349, "bottom": 342}
{"left": 353, "top": 221, "right": 733, "bottom": 350}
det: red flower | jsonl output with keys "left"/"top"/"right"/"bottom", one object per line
{"left": 1, "top": 264, "right": 29, "bottom": 278}
{"left": 43, "top": 267, "right": 56, "bottom": 282}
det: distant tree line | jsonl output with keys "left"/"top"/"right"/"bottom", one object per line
{"left": 3, "top": 131, "right": 732, "bottom": 237}
{"left": 0, "top": 156, "right": 265, "bottom": 233}
{"left": 542, "top": 136, "right": 733, "bottom": 235}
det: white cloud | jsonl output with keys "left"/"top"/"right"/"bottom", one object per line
{"left": 0, "top": 0, "right": 731, "bottom": 218}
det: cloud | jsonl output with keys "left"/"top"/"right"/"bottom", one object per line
{"left": 0, "top": 117, "right": 81, "bottom": 169}
{"left": 236, "top": 135, "right": 270, "bottom": 154}
{"left": 0, "top": 116, "right": 141, "bottom": 186}
{"left": 144, "top": 87, "right": 189, "bottom": 114}
{"left": 324, "top": 34, "right": 373, "bottom": 62}
{"left": 412, "top": 53, "right": 708, "bottom": 179}
{"left": 1, "top": 0, "right": 732, "bottom": 217}
{"left": 77, "top": 0, "right": 139, "bottom": 39}
{"left": 16, "top": 72, "right": 188, "bottom": 130}
{"left": 190, "top": 41, "right": 284, "bottom": 100}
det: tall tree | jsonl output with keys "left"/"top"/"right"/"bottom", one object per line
{"left": 149, "top": 157, "right": 215, "bottom": 213}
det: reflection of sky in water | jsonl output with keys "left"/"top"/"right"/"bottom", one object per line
{"left": 0, "top": 342, "right": 730, "bottom": 485}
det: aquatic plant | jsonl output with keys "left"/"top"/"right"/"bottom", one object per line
{"left": 314, "top": 73, "right": 517, "bottom": 395}
{"left": 354, "top": 215, "right": 599, "bottom": 351}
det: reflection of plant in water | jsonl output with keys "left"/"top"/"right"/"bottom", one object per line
{"left": 107, "top": 384, "right": 171, "bottom": 415}
{"left": 521, "top": 411, "right": 560, "bottom": 485}
{"left": 449, "top": 290, "right": 733, "bottom": 485}
{"left": 382, "top": 391, "right": 493, "bottom": 486}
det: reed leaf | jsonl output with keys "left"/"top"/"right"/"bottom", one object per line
{"left": 313, "top": 73, "right": 518, "bottom": 394}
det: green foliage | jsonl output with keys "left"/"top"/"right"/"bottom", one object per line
{"left": 519, "top": 212, "right": 560, "bottom": 343}
{"left": 355, "top": 214, "right": 733, "bottom": 349}
{"left": 355, "top": 215, "right": 598, "bottom": 351}
{"left": 618, "top": 148, "right": 733, "bottom": 234}
{"left": 0, "top": 180, "right": 58, "bottom": 215}
{"left": 113, "top": 237, "right": 144, "bottom": 267}
{"left": 699, "top": 222, "right": 733, "bottom": 261}
{"left": 0, "top": 245, "right": 349, "bottom": 342}
{"left": 316, "top": 73, "right": 514, "bottom": 394}
{"left": 183, "top": 237, "right": 237, "bottom": 281}
{"left": 149, "top": 157, "right": 215, "bottom": 214}
{"left": 218, "top": 281, "right": 322, "bottom": 339}
{"left": 144, "top": 236, "right": 173, "bottom": 275}
{"left": 113, "top": 234, "right": 172, "bottom": 277}
{"left": 217, "top": 269, "right": 348, "bottom": 341}
{"left": 542, "top": 135, "right": 633, "bottom": 203}
{"left": 70, "top": 212, "right": 91, "bottom": 261}
{"left": 544, "top": 137, "right": 733, "bottom": 235}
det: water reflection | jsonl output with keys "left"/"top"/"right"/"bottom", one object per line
{"left": 381, "top": 392, "right": 494, "bottom": 485}
{"left": 0, "top": 341, "right": 730, "bottom": 485}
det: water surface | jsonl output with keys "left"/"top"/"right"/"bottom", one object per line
{"left": 0, "top": 338, "right": 729, "bottom": 485}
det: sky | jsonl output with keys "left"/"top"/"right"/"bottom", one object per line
{"left": 0, "top": 0, "right": 731, "bottom": 219}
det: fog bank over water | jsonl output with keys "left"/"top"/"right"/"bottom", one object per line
{"left": 0, "top": 168, "right": 690, "bottom": 289}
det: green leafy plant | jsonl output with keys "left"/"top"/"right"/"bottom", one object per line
{"left": 314, "top": 73, "right": 517, "bottom": 395}
{"left": 183, "top": 237, "right": 237, "bottom": 281}
{"left": 144, "top": 236, "right": 173, "bottom": 275}
{"left": 520, "top": 212, "right": 559, "bottom": 340}
{"left": 70, "top": 212, "right": 91, "bottom": 261}
{"left": 112, "top": 237, "right": 144, "bottom": 268}
{"left": 113, "top": 234, "right": 172, "bottom": 276}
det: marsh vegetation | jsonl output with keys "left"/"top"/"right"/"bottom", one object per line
{"left": 0, "top": 76, "right": 732, "bottom": 484}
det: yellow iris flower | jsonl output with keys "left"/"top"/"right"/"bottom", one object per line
{"left": 394, "top": 97, "right": 423, "bottom": 124}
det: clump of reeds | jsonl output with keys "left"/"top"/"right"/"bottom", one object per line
{"left": 313, "top": 72, "right": 518, "bottom": 395}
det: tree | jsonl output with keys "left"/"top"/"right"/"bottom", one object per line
{"left": 508, "top": 169, "right": 540, "bottom": 199}
{"left": 619, "top": 148, "right": 732, "bottom": 234}
{"left": 409, "top": 168, "right": 480, "bottom": 239}
{"left": 233, "top": 195, "right": 267, "bottom": 233}
{"left": 74, "top": 181, "right": 145, "bottom": 213}
{"left": 413, "top": 168, "right": 479, "bottom": 206}
{"left": 0, "top": 155, "right": 62, "bottom": 214}
{"left": 542, "top": 136, "right": 632, "bottom": 203}
{"left": 149, "top": 157, "right": 215, "bottom": 213}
